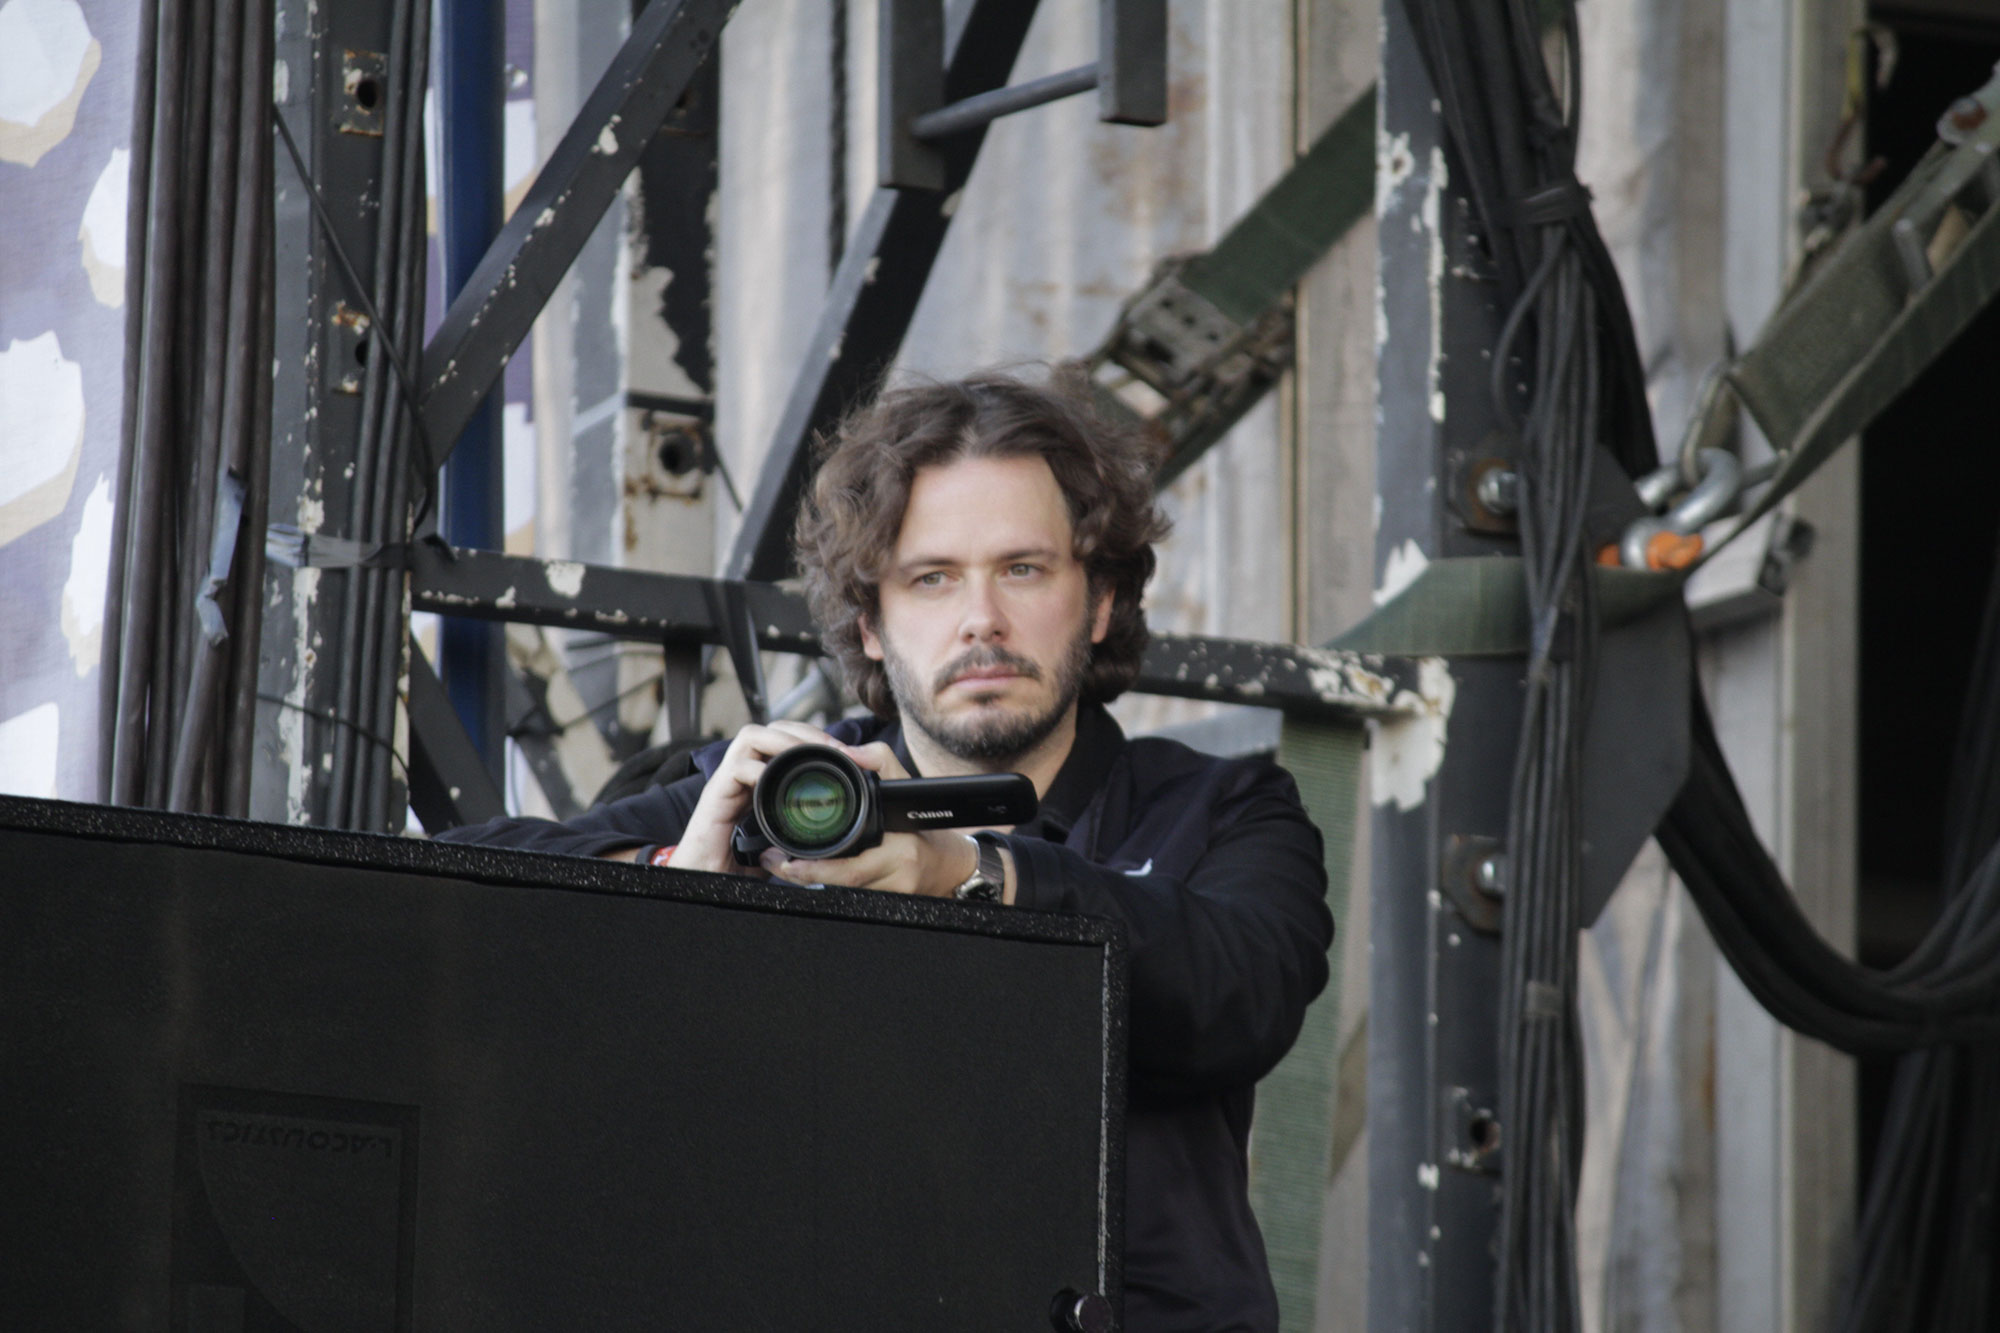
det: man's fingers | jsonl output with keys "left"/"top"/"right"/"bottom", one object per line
{"left": 761, "top": 844, "right": 905, "bottom": 892}
{"left": 766, "top": 719, "right": 837, "bottom": 744}
{"left": 844, "top": 741, "right": 910, "bottom": 780}
{"left": 732, "top": 720, "right": 837, "bottom": 757}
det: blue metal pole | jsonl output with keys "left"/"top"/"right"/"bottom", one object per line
{"left": 436, "top": 0, "right": 507, "bottom": 786}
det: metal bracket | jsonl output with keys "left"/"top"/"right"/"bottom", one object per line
{"left": 880, "top": 0, "right": 1165, "bottom": 190}
{"left": 1106, "top": 262, "right": 1247, "bottom": 391}
{"left": 1098, "top": 0, "right": 1166, "bottom": 126}
{"left": 1093, "top": 259, "right": 1294, "bottom": 489}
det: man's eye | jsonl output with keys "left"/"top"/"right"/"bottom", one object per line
{"left": 915, "top": 571, "right": 948, "bottom": 587}
{"left": 1008, "top": 563, "right": 1040, "bottom": 578}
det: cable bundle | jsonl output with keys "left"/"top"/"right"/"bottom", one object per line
{"left": 1658, "top": 551, "right": 2000, "bottom": 1330}
{"left": 101, "top": 0, "right": 275, "bottom": 814}
{"left": 1658, "top": 602, "right": 2000, "bottom": 1333}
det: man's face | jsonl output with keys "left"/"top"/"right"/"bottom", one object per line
{"left": 860, "top": 452, "right": 1114, "bottom": 765}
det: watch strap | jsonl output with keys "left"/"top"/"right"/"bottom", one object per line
{"left": 953, "top": 832, "right": 1005, "bottom": 902}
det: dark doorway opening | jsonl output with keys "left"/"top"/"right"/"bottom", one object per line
{"left": 1856, "top": 12, "right": 2000, "bottom": 1180}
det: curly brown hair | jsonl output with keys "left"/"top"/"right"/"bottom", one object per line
{"left": 794, "top": 366, "right": 1170, "bottom": 719}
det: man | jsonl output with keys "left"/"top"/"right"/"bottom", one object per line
{"left": 443, "top": 370, "right": 1334, "bottom": 1330}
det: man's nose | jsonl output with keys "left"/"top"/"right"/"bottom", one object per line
{"left": 959, "top": 576, "right": 1008, "bottom": 641}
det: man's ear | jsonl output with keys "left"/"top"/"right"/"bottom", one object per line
{"left": 859, "top": 612, "right": 885, "bottom": 662}
{"left": 1090, "top": 586, "right": 1114, "bottom": 645}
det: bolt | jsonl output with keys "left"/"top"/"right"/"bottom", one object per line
{"left": 1476, "top": 467, "right": 1520, "bottom": 516}
{"left": 1474, "top": 853, "right": 1507, "bottom": 896}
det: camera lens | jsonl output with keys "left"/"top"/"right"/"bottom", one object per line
{"left": 771, "top": 762, "right": 856, "bottom": 851}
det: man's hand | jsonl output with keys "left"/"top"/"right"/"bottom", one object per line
{"left": 755, "top": 742, "right": 1002, "bottom": 900}
{"left": 666, "top": 720, "right": 850, "bottom": 874}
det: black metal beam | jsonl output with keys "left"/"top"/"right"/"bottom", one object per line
{"left": 407, "top": 545, "right": 1417, "bottom": 723}
{"left": 416, "top": 0, "right": 738, "bottom": 468}
{"left": 406, "top": 643, "right": 506, "bottom": 831}
{"left": 409, "top": 542, "right": 819, "bottom": 653}
{"left": 726, "top": 0, "right": 1047, "bottom": 583}
{"left": 1369, "top": 4, "right": 1515, "bottom": 1327}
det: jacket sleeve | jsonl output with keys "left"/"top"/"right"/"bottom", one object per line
{"left": 1001, "top": 763, "right": 1333, "bottom": 1100}
{"left": 432, "top": 775, "right": 705, "bottom": 859}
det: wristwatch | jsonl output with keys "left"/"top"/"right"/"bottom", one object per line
{"left": 952, "top": 832, "right": 1006, "bottom": 902}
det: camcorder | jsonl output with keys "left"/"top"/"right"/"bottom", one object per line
{"left": 731, "top": 744, "right": 1038, "bottom": 864}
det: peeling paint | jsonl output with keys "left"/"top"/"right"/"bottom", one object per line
{"left": 1374, "top": 538, "right": 1428, "bottom": 606}
{"left": 282, "top": 567, "right": 321, "bottom": 822}
{"left": 1370, "top": 657, "right": 1455, "bottom": 811}
{"left": 495, "top": 585, "right": 517, "bottom": 609}
{"left": 544, "top": 560, "right": 585, "bottom": 597}
{"left": 1417, "top": 1162, "right": 1440, "bottom": 1190}
{"left": 1425, "top": 146, "right": 1448, "bottom": 423}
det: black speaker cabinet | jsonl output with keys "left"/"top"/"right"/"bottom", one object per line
{"left": 0, "top": 797, "right": 1125, "bottom": 1331}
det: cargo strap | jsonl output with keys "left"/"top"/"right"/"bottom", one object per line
{"left": 1090, "top": 86, "right": 1378, "bottom": 488}
{"left": 1724, "top": 65, "right": 2000, "bottom": 544}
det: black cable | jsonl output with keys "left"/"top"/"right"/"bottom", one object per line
{"left": 99, "top": 0, "right": 161, "bottom": 803}
{"left": 167, "top": 0, "right": 248, "bottom": 812}
{"left": 255, "top": 693, "right": 404, "bottom": 769}
{"left": 365, "top": 0, "right": 433, "bottom": 832}
{"left": 111, "top": 0, "right": 192, "bottom": 806}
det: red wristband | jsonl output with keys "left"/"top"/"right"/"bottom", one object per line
{"left": 647, "top": 844, "right": 677, "bottom": 867}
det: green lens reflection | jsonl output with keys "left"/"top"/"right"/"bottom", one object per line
{"left": 775, "top": 766, "right": 853, "bottom": 847}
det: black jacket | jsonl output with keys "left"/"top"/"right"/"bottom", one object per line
{"left": 440, "top": 702, "right": 1334, "bottom": 1331}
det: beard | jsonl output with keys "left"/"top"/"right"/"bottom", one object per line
{"left": 882, "top": 616, "right": 1095, "bottom": 765}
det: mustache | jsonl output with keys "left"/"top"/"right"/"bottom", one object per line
{"left": 933, "top": 647, "right": 1043, "bottom": 693}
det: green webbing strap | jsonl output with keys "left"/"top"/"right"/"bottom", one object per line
{"left": 1328, "top": 557, "right": 1683, "bottom": 658}
{"left": 1249, "top": 718, "right": 1364, "bottom": 1332}
{"left": 1182, "top": 84, "right": 1379, "bottom": 325}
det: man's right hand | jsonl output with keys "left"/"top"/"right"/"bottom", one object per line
{"left": 665, "top": 720, "right": 852, "bottom": 874}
